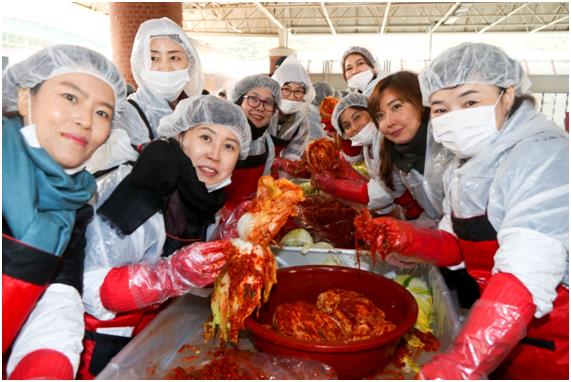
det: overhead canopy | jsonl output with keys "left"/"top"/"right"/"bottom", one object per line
{"left": 78, "top": 2, "right": 569, "bottom": 36}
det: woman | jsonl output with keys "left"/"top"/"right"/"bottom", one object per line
{"left": 341, "top": 46, "right": 380, "bottom": 97}
{"left": 225, "top": 74, "right": 281, "bottom": 209}
{"left": 78, "top": 95, "right": 251, "bottom": 378}
{"left": 269, "top": 56, "right": 318, "bottom": 162}
{"left": 2, "top": 45, "right": 126, "bottom": 379}
{"left": 116, "top": 17, "right": 203, "bottom": 145}
{"left": 314, "top": 93, "right": 394, "bottom": 214}
{"left": 367, "top": 71, "right": 455, "bottom": 223}
{"left": 361, "top": 43, "right": 568, "bottom": 379}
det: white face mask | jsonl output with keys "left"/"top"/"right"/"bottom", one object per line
{"left": 141, "top": 69, "right": 190, "bottom": 101}
{"left": 431, "top": 92, "right": 504, "bottom": 158}
{"left": 206, "top": 176, "right": 231, "bottom": 193}
{"left": 347, "top": 69, "right": 374, "bottom": 92}
{"left": 279, "top": 99, "right": 304, "bottom": 115}
{"left": 350, "top": 121, "right": 377, "bottom": 146}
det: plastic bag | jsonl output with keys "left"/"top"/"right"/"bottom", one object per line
{"left": 161, "top": 346, "right": 337, "bottom": 379}
{"left": 294, "top": 194, "right": 358, "bottom": 248}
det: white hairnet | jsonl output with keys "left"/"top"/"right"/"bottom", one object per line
{"left": 341, "top": 46, "right": 376, "bottom": 74}
{"left": 230, "top": 74, "right": 281, "bottom": 105}
{"left": 131, "top": 17, "right": 203, "bottom": 97}
{"left": 271, "top": 56, "right": 316, "bottom": 104}
{"left": 331, "top": 93, "right": 369, "bottom": 137}
{"left": 2, "top": 44, "right": 126, "bottom": 120}
{"left": 419, "top": 42, "right": 532, "bottom": 106}
{"left": 157, "top": 95, "right": 251, "bottom": 159}
{"left": 313, "top": 81, "right": 335, "bottom": 106}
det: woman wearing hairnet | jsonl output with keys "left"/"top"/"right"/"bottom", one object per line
{"left": 2, "top": 45, "right": 126, "bottom": 379}
{"left": 362, "top": 43, "right": 568, "bottom": 379}
{"left": 223, "top": 74, "right": 280, "bottom": 209}
{"left": 77, "top": 95, "right": 250, "bottom": 378}
{"left": 312, "top": 92, "right": 409, "bottom": 217}
{"left": 269, "top": 56, "right": 321, "bottom": 165}
{"left": 115, "top": 17, "right": 203, "bottom": 145}
{"left": 342, "top": 46, "right": 380, "bottom": 97}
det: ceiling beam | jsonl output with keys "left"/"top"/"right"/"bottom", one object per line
{"left": 379, "top": 2, "right": 391, "bottom": 34}
{"left": 529, "top": 15, "right": 569, "bottom": 33}
{"left": 431, "top": 2, "right": 460, "bottom": 33}
{"left": 320, "top": 2, "right": 337, "bottom": 35}
{"left": 254, "top": 1, "right": 284, "bottom": 30}
{"left": 478, "top": 3, "right": 528, "bottom": 34}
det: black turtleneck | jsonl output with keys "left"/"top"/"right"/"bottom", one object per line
{"left": 389, "top": 122, "right": 428, "bottom": 175}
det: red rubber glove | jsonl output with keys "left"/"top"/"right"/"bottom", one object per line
{"left": 358, "top": 217, "right": 462, "bottom": 267}
{"left": 9, "top": 349, "right": 73, "bottom": 380}
{"left": 100, "top": 240, "right": 235, "bottom": 312}
{"left": 419, "top": 273, "right": 535, "bottom": 380}
{"left": 270, "top": 158, "right": 311, "bottom": 179}
{"left": 394, "top": 190, "right": 424, "bottom": 220}
{"left": 313, "top": 170, "right": 369, "bottom": 205}
{"left": 339, "top": 136, "right": 363, "bottom": 158}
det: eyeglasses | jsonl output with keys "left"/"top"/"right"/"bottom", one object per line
{"left": 281, "top": 87, "right": 305, "bottom": 99}
{"left": 243, "top": 95, "right": 275, "bottom": 112}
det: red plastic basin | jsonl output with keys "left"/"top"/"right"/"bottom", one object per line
{"left": 245, "top": 265, "right": 418, "bottom": 379}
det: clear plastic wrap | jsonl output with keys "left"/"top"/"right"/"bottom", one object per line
{"left": 96, "top": 293, "right": 336, "bottom": 379}
{"left": 127, "top": 241, "right": 232, "bottom": 308}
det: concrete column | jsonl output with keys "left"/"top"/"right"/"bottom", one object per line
{"left": 109, "top": 2, "right": 183, "bottom": 87}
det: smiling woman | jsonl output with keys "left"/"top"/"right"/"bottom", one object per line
{"left": 19, "top": 73, "right": 115, "bottom": 169}
{"left": 2, "top": 44, "right": 126, "bottom": 380}
{"left": 76, "top": 95, "right": 252, "bottom": 378}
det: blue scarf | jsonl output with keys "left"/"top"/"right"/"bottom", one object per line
{"left": 2, "top": 117, "right": 96, "bottom": 256}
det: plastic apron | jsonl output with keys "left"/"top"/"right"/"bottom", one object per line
{"left": 224, "top": 147, "right": 269, "bottom": 211}
{"left": 452, "top": 213, "right": 569, "bottom": 380}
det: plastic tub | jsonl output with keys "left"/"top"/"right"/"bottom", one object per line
{"left": 244, "top": 265, "right": 418, "bottom": 379}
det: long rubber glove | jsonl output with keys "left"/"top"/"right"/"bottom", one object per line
{"left": 9, "top": 349, "right": 74, "bottom": 380}
{"left": 270, "top": 158, "right": 311, "bottom": 179}
{"left": 339, "top": 136, "right": 363, "bottom": 157}
{"left": 357, "top": 216, "right": 462, "bottom": 267}
{"left": 313, "top": 172, "right": 369, "bottom": 205}
{"left": 393, "top": 190, "right": 424, "bottom": 220}
{"left": 419, "top": 272, "right": 536, "bottom": 380}
{"left": 100, "top": 240, "right": 234, "bottom": 313}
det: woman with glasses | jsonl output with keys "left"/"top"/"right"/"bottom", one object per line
{"left": 224, "top": 74, "right": 281, "bottom": 209}
{"left": 115, "top": 17, "right": 204, "bottom": 145}
{"left": 269, "top": 56, "right": 318, "bottom": 168}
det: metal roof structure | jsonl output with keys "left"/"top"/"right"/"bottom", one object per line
{"left": 78, "top": 2, "right": 569, "bottom": 36}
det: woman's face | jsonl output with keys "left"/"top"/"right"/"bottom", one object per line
{"left": 240, "top": 87, "right": 275, "bottom": 128}
{"left": 179, "top": 124, "right": 241, "bottom": 186}
{"left": 339, "top": 107, "right": 373, "bottom": 138}
{"left": 429, "top": 83, "right": 515, "bottom": 130}
{"left": 344, "top": 53, "right": 373, "bottom": 80}
{"left": 375, "top": 88, "right": 422, "bottom": 145}
{"left": 281, "top": 82, "right": 306, "bottom": 102}
{"left": 19, "top": 72, "right": 115, "bottom": 169}
{"left": 149, "top": 37, "right": 189, "bottom": 71}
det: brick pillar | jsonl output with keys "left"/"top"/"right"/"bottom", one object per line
{"left": 109, "top": 2, "right": 183, "bottom": 87}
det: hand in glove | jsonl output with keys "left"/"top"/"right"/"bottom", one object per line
{"left": 418, "top": 273, "right": 536, "bottom": 380}
{"left": 393, "top": 190, "right": 424, "bottom": 220}
{"left": 313, "top": 170, "right": 369, "bottom": 205}
{"left": 337, "top": 135, "right": 363, "bottom": 158}
{"left": 270, "top": 158, "right": 311, "bottom": 179}
{"left": 356, "top": 216, "right": 462, "bottom": 266}
{"left": 100, "top": 240, "right": 235, "bottom": 312}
